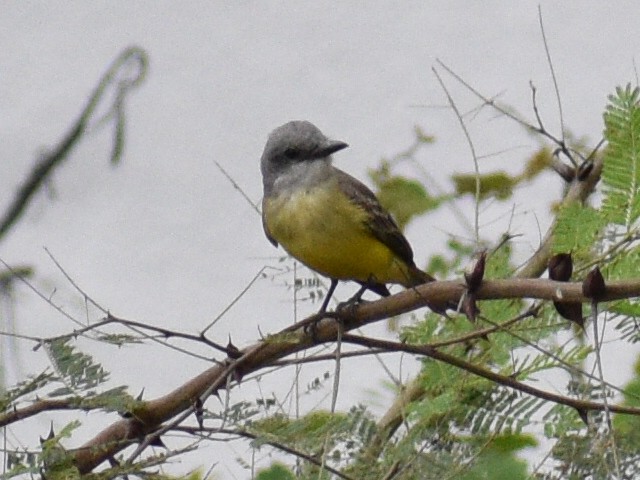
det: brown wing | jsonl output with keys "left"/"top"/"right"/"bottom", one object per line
{"left": 337, "top": 173, "right": 443, "bottom": 307}
{"left": 334, "top": 168, "right": 416, "bottom": 267}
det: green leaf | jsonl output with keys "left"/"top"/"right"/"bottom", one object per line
{"left": 40, "top": 420, "right": 81, "bottom": 477}
{"left": 80, "top": 386, "right": 138, "bottom": 413}
{"left": 459, "top": 437, "right": 531, "bottom": 480}
{"left": 452, "top": 171, "right": 516, "bottom": 200}
{"left": 408, "top": 391, "right": 456, "bottom": 423}
{"left": 95, "top": 333, "right": 142, "bottom": 346}
{"left": 0, "top": 371, "right": 54, "bottom": 412}
{"left": 486, "top": 432, "right": 537, "bottom": 452}
{"left": 552, "top": 203, "right": 605, "bottom": 256}
{"left": 426, "top": 238, "right": 475, "bottom": 277}
{"left": 522, "top": 146, "right": 553, "bottom": 180}
{"left": 601, "top": 84, "right": 640, "bottom": 229}
{"left": 605, "top": 244, "right": 640, "bottom": 279}
{"left": 374, "top": 175, "right": 442, "bottom": 229}
{"left": 45, "top": 339, "right": 109, "bottom": 394}
{"left": 256, "top": 463, "right": 296, "bottom": 480}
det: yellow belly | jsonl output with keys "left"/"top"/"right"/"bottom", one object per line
{"left": 263, "top": 182, "right": 411, "bottom": 285}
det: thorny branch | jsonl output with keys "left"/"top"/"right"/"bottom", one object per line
{"left": 2, "top": 274, "right": 638, "bottom": 473}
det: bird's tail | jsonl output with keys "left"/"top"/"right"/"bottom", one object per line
{"left": 405, "top": 266, "right": 436, "bottom": 287}
{"left": 404, "top": 266, "right": 452, "bottom": 315}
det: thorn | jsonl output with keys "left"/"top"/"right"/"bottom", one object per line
{"left": 548, "top": 253, "right": 573, "bottom": 281}
{"left": 582, "top": 267, "right": 606, "bottom": 300}
{"left": 303, "top": 317, "right": 323, "bottom": 344}
{"left": 528, "top": 303, "right": 543, "bottom": 317}
{"left": 232, "top": 369, "right": 244, "bottom": 384}
{"left": 553, "top": 301, "right": 584, "bottom": 329}
{"left": 226, "top": 336, "right": 241, "bottom": 359}
{"left": 464, "top": 250, "right": 486, "bottom": 292}
{"left": 136, "top": 388, "right": 145, "bottom": 401}
{"left": 575, "top": 407, "right": 589, "bottom": 425}
{"left": 194, "top": 397, "right": 204, "bottom": 429}
{"left": 149, "top": 435, "right": 166, "bottom": 448}
{"left": 549, "top": 253, "right": 584, "bottom": 328}
{"left": 462, "top": 293, "right": 480, "bottom": 323}
{"left": 577, "top": 161, "right": 594, "bottom": 181}
{"left": 551, "top": 159, "right": 576, "bottom": 182}
{"left": 40, "top": 422, "right": 56, "bottom": 444}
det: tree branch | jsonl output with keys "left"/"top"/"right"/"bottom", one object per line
{"left": 340, "top": 333, "right": 640, "bottom": 416}
{"left": 0, "top": 398, "right": 82, "bottom": 428}
{"left": 67, "top": 275, "right": 640, "bottom": 473}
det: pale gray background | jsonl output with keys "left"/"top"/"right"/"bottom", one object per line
{"left": 1, "top": 2, "right": 639, "bottom": 477}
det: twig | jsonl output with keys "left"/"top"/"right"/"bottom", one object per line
{"left": 44, "top": 247, "right": 108, "bottom": 314}
{"left": 0, "top": 398, "right": 85, "bottom": 428}
{"left": 269, "top": 347, "right": 390, "bottom": 366}
{"left": 538, "top": 6, "right": 565, "bottom": 144}
{"left": 178, "top": 426, "right": 355, "bottom": 480}
{"left": 214, "top": 161, "right": 261, "bottom": 215}
{"left": 42, "top": 313, "right": 229, "bottom": 359}
{"left": 480, "top": 315, "right": 632, "bottom": 400}
{"left": 591, "top": 302, "right": 621, "bottom": 475}
{"left": 330, "top": 324, "right": 343, "bottom": 414}
{"left": 201, "top": 267, "right": 269, "bottom": 336}
{"left": 0, "top": 257, "right": 85, "bottom": 328}
{"left": 340, "top": 333, "right": 640, "bottom": 417}
{"left": 436, "top": 60, "right": 567, "bottom": 159}
{"left": 124, "top": 344, "right": 262, "bottom": 465}
{"left": 432, "top": 66, "right": 481, "bottom": 244}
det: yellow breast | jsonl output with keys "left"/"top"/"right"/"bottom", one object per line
{"left": 263, "top": 181, "right": 411, "bottom": 285}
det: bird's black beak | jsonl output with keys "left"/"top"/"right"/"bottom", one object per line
{"left": 318, "top": 140, "right": 349, "bottom": 157}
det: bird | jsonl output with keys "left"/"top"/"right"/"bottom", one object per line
{"left": 260, "top": 120, "right": 441, "bottom": 313}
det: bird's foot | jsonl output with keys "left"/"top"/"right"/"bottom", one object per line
{"left": 335, "top": 286, "right": 369, "bottom": 315}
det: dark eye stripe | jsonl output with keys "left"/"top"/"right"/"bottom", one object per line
{"left": 284, "top": 148, "right": 301, "bottom": 159}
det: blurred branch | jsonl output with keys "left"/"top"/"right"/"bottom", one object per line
{"left": 0, "top": 46, "right": 148, "bottom": 241}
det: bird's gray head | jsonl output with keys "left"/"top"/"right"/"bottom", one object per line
{"left": 260, "top": 121, "right": 348, "bottom": 184}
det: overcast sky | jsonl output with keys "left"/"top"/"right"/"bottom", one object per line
{"left": 2, "top": 2, "right": 639, "bottom": 477}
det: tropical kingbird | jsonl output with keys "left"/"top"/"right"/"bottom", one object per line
{"left": 261, "top": 120, "right": 440, "bottom": 313}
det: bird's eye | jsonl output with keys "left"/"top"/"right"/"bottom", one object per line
{"left": 284, "top": 148, "right": 301, "bottom": 159}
